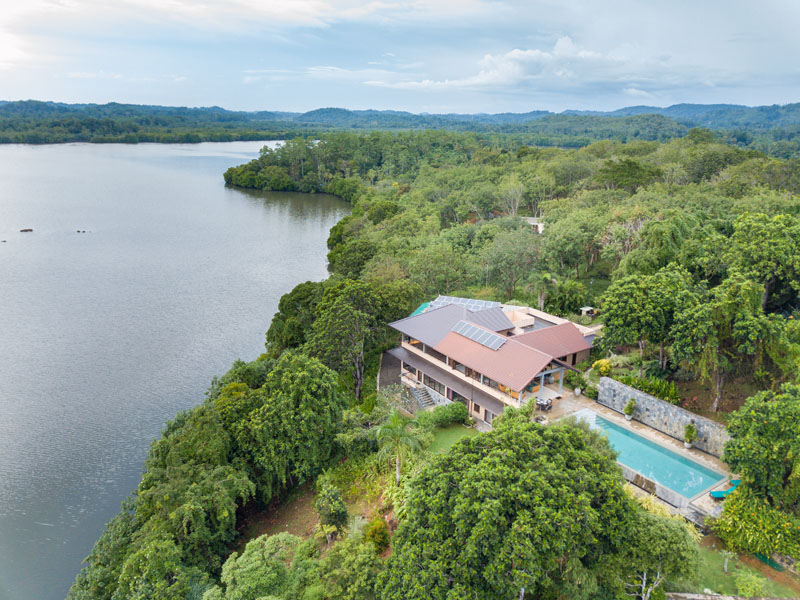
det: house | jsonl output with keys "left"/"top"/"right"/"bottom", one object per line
{"left": 387, "top": 296, "right": 598, "bottom": 427}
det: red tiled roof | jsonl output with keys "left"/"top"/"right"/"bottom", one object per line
{"left": 513, "top": 322, "right": 591, "bottom": 358}
{"left": 434, "top": 329, "right": 552, "bottom": 392}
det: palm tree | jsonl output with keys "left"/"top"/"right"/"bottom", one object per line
{"left": 376, "top": 410, "right": 424, "bottom": 484}
{"left": 526, "top": 272, "right": 557, "bottom": 311}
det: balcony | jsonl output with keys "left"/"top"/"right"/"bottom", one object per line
{"left": 400, "top": 341, "right": 521, "bottom": 408}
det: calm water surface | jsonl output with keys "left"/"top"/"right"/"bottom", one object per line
{"left": 0, "top": 142, "right": 349, "bottom": 600}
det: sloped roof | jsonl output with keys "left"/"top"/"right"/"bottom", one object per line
{"left": 434, "top": 329, "right": 552, "bottom": 392}
{"left": 389, "top": 303, "right": 512, "bottom": 347}
{"left": 427, "top": 295, "right": 501, "bottom": 312}
{"left": 468, "top": 307, "right": 514, "bottom": 332}
{"left": 513, "top": 322, "right": 592, "bottom": 358}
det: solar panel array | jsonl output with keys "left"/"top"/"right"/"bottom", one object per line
{"left": 428, "top": 295, "right": 501, "bottom": 313}
{"left": 452, "top": 320, "right": 507, "bottom": 350}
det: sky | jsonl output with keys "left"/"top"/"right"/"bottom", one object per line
{"left": 1, "top": 0, "right": 799, "bottom": 114}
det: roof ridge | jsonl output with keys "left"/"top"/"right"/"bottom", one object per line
{"left": 388, "top": 302, "right": 463, "bottom": 326}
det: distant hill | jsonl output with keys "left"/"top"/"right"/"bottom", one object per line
{"left": 2, "top": 99, "right": 799, "bottom": 154}
{"left": 4, "top": 99, "right": 800, "bottom": 130}
{"left": 564, "top": 102, "right": 800, "bottom": 129}
{"left": 293, "top": 102, "right": 800, "bottom": 130}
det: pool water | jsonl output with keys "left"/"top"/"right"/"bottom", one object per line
{"left": 574, "top": 409, "right": 726, "bottom": 499}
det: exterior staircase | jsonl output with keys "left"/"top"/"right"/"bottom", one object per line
{"left": 411, "top": 386, "right": 435, "bottom": 409}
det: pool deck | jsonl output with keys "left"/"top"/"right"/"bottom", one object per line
{"left": 539, "top": 386, "right": 732, "bottom": 518}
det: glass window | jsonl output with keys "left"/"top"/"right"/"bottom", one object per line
{"left": 423, "top": 374, "right": 445, "bottom": 396}
{"left": 451, "top": 391, "right": 468, "bottom": 406}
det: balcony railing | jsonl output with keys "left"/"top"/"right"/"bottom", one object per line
{"left": 400, "top": 342, "right": 520, "bottom": 408}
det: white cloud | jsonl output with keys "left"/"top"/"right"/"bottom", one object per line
{"left": 623, "top": 87, "right": 653, "bottom": 98}
{"left": 363, "top": 36, "right": 728, "bottom": 101}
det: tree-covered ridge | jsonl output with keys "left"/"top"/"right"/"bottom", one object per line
{"left": 71, "top": 129, "right": 800, "bottom": 599}
{"left": 68, "top": 352, "right": 349, "bottom": 600}
{"left": 5, "top": 100, "right": 800, "bottom": 156}
{"left": 233, "top": 130, "right": 800, "bottom": 410}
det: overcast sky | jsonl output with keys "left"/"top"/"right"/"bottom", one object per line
{"left": 1, "top": 0, "right": 799, "bottom": 113}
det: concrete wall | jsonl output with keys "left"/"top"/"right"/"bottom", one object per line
{"left": 597, "top": 377, "right": 730, "bottom": 458}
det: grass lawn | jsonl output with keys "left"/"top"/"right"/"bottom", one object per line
{"left": 672, "top": 542, "right": 800, "bottom": 598}
{"left": 428, "top": 424, "right": 480, "bottom": 454}
{"left": 232, "top": 481, "right": 319, "bottom": 551}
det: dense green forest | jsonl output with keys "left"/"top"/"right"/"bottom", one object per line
{"left": 70, "top": 130, "right": 800, "bottom": 600}
{"left": 5, "top": 100, "right": 800, "bottom": 156}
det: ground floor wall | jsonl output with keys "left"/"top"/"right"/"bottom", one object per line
{"left": 398, "top": 357, "right": 502, "bottom": 426}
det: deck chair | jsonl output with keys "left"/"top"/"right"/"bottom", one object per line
{"left": 710, "top": 479, "right": 741, "bottom": 499}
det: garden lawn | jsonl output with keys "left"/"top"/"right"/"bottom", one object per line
{"left": 675, "top": 545, "right": 800, "bottom": 598}
{"left": 429, "top": 425, "right": 479, "bottom": 454}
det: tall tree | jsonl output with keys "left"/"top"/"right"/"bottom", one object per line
{"left": 525, "top": 272, "right": 557, "bottom": 311}
{"left": 600, "top": 274, "right": 659, "bottom": 375}
{"left": 497, "top": 174, "right": 525, "bottom": 216}
{"left": 727, "top": 213, "right": 800, "bottom": 311}
{"left": 723, "top": 385, "right": 800, "bottom": 511}
{"left": 305, "top": 295, "right": 373, "bottom": 400}
{"left": 242, "top": 352, "right": 345, "bottom": 493}
{"left": 375, "top": 410, "right": 424, "bottom": 484}
{"left": 378, "top": 410, "right": 633, "bottom": 600}
{"left": 671, "top": 272, "right": 787, "bottom": 411}
{"left": 596, "top": 158, "right": 662, "bottom": 193}
{"left": 649, "top": 264, "right": 694, "bottom": 370}
{"left": 483, "top": 229, "right": 540, "bottom": 298}
{"left": 608, "top": 511, "right": 699, "bottom": 600}
{"left": 409, "top": 243, "right": 471, "bottom": 295}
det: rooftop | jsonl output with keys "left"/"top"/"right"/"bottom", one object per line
{"left": 390, "top": 295, "right": 596, "bottom": 392}
{"left": 514, "top": 321, "right": 592, "bottom": 358}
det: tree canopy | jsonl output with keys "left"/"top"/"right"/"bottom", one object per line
{"left": 378, "top": 410, "right": 634, "bottom": 600}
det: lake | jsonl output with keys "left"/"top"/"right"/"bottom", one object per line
{"left": 0, "top": 142, "right": 349, "bottom": 600}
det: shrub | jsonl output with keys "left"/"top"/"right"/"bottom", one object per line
{"left": 416, "top": 402, "right": 469, "bottom": 429}
{"left": 713, "top": 488, "right": 800, "bottom": 557}
{"left": 672, "top": 367, "right": 695, "bottom": 382}
{"left": 624, "top": 398, "right": 637, "bottom": 416}
{"left": 592, "top": 359, "right": 612, "bottom": 377}
{"left": 584, "top": 385, "right": 599, "bottom": 400}
{"left": 618, "top": 375, "right": 680, "bottom": 404}
{"left": 364, "top": 518, "right": 390, "bottom": 554}
{"left": 314, "top": 482, "right": 349, "bottom": 532}
{"left": 564, "top": 370, "right": 588, "bottom": 390}
{"left": 734, "top": 569, "right": 766, "bottom": 598}
{"left": 684, "top": 423, "right": 697, "bottom": 444}
{"left": 643, "top": 360, "right": 669, "bottom": 379}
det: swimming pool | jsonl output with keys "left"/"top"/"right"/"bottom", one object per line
{"left": 573, "top": 409, "right": 726, "bottom": 499}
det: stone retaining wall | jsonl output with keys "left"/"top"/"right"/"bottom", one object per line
{"left": 597, "top": 377, "right": 730, "bottom": 457}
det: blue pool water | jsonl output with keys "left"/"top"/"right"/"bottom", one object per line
{"left": 574, "top": 409, "right": 726, "bottom": 498}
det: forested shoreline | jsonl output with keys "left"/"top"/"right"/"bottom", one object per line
{"left": 69, "top": 129, "right": 800, "bottom": 600}
{"left": 5, "top": 100, "right": 800, "bottom": 157}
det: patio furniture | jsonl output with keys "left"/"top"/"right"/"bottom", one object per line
{"left": 536, "top": 397, "right": 552, "bottom": 412}
{"left": 709, "top": 479, "right": 741, "bottom": 500}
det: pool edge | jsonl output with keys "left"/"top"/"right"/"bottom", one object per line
{"left": 568, "top": 408, "right": 728, "bottom": 508}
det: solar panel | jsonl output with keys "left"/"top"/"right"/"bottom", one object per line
{"left": 428, "top": 295, "right": 501, "bottom": 312}
{"left": 452, "top": 320, "right": 506, "bottom": 350}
